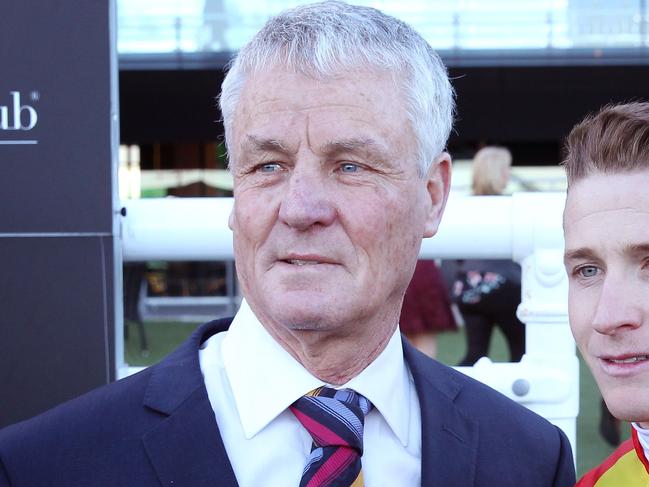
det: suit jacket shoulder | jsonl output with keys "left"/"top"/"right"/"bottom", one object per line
{"left": 0, "top": 319, "right": 575, "bottom": 487}
{"left": 403, "top": 338, "right": 575, "bottom": 487}
{"left": 0, "top": 318, "right": 237, "bottom": 487}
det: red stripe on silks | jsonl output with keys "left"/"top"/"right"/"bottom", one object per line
{"left": 576, "top": 437, "right": 635, "bottom": 486}
{"left": 595, "top": 437, "right": 635, "bottom": 472}
{"left": 292, "top": 409, "right": 350, "bottom": 446}
{"left": 632, "top": 428, "right": 649, "bottom": 475}
{"left": 306, "top": 447, "right": 356, "bottom": 487}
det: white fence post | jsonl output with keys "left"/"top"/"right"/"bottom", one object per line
{"left": 513, "top": 193, "right": 579, "bottom": 460}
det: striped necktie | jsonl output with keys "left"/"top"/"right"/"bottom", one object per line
{"left": 290, "top": 386, "right": 373, "bottom": 487}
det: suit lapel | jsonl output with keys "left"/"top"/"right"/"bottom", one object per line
{"left": 137, "top": 321, "right": 478, "bottom": 486}
{"left": 403, "top": 338, "right": 479, "bottom": 487}
{"left": 142, "top": 319, "right": 239, "bottom": 487}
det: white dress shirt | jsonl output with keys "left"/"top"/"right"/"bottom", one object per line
{"left": 199, "top": 299, "right": 422, "bottom": 486}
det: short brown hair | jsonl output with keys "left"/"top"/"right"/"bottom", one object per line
{"left": 562, "top": 101, "right": 649, "bottom": 187}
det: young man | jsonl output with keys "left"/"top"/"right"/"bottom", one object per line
{"left": 563, "top": 102, "right": 649, "bottom": 485}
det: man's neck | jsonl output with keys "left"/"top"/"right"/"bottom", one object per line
{"left": 263, "top": 319, "right": 398, "bottom": 385}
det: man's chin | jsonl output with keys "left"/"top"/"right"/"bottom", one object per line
{"left": 602, "top": 388, "right": 649, "bottom": 424}
{"left": 270, "top": 306, "right": 335, "bottom": 331}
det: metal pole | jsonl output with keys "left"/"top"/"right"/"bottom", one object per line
{"left": 641, "top": 0, "right": 647, "bottom": 48}
{"left": 174, "top": 16, "right": 182, "bottom": 52}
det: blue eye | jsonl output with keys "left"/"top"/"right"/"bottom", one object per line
{"left": 259, "top": 163, "right": 280, "bottom": 173}
{"left": 340, "top": 163, "right": 359, "bottom": 173}
{"left": 577, "top": 266, "right": 599, "bottom": 278}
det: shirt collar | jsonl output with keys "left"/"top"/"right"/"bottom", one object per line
{"left": 633, "top": 422, "right": 649, "bottom": 461}
{"left": 221, "top": 299, "right": 412, "bottom": 446}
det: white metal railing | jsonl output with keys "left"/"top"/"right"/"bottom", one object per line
{"left": 119, "top": 193, "right": 579, "bottom": 460}
{"left": 117, "top": 0, "right": 649, "bottom": 54}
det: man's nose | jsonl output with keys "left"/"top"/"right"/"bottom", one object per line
{"left": 591, "top": 276, "right": 643, "bottom": 335}
{"left": 278, "top": 169, "right": 336, "bottom": 231}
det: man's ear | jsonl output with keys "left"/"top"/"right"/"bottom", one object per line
{"left": 423, "top": 152, "right": 452, "bottom": 238}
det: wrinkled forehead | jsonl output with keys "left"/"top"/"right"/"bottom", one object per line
{"left": 231, "top": 65, "right": 413, "bottom": 150}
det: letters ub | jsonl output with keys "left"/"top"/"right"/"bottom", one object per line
{"left": 0, "top": 92, "right": 38, "bottom": 131}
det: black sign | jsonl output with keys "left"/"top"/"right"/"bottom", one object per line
{"left": 0, "top": 1, "right": 114, "bottom": 233}
{"left": 0, "top": 1, "right": 118, "bottom": 427}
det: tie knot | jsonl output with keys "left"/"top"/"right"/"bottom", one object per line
{"left": 290, "top": 387, "right": 372, "bottom": 453}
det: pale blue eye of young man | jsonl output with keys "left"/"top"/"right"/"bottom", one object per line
{"left": 577, "top": 266, "right": 599, "bottom": 278}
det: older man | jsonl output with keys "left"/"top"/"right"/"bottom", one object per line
{"left": 563, "top": 102, "right": 649, "bottom": 485}
{"left": 0, "top": 2, "right": 574, "bottom": 486}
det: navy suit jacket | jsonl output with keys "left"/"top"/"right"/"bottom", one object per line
{"left": 0, "top": 318, "right": 575, "bottom": 486}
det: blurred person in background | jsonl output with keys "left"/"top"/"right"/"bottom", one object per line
{"left": 453, "top": 146, "right": 526, "bottom": 366}
{"left": 400, "top": 259, "right": 457, "bottom": 358}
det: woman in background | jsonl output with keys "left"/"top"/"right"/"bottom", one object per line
{"left": 454, "top": 146, "right": 526, "bottom": 366}
{"left": 400, "top": 259, "right": 457, "bottom": 358}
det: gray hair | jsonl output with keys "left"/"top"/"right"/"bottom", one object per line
{"left": 219, "top": 0, "right": 455, "bottom": 176}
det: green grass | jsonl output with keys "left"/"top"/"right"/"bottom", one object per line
{"left": 125, "top": 320, "right": 200, "bottom": 366}
{"left": 125, "top": 320, "right": 629, "bottom": 478}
